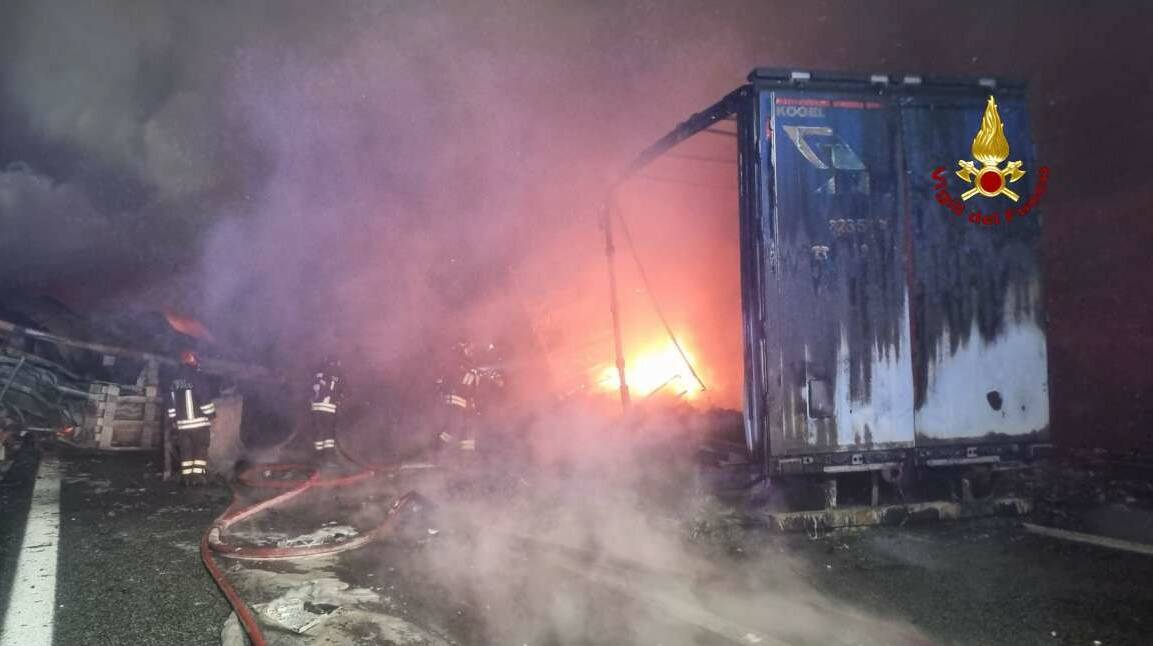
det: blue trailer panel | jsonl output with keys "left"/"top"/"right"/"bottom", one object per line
{"left": 614, "top": 69, "right": 1050, "bottom": 477}
{"left": 763, "top": 91, "right": 915, "bottom": 459}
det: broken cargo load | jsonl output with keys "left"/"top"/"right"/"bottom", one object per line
{"left": 606, "top": 68, "right": 1049, "bottom": 476}
{"left": 0, "top": 298, "right": 273, "bottom": 451}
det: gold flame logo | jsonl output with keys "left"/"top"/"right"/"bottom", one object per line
{"left": 956, "top": 96, "right": 1025, "bottom": 201}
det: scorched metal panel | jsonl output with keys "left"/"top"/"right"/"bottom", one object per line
{"left": 899, "top": 94, "right": 1050, "bottom": 444}
{"left": 763, "top": 90, "right": 915, "bottom": 455}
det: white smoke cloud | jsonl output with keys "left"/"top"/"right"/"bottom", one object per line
{"left": 345, "top": 412, "right": 934, "bottom": 646}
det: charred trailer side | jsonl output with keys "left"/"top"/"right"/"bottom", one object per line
{"left": 737, "top": 69, "right": 1050, "bottom": 484}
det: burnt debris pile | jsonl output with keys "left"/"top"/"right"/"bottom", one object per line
{"left": 0, "top": 295, "right": 268, "bottom": 454}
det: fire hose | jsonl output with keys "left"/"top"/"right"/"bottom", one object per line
{"left": 200, "top": 454, "right": 422, "bottom": 646}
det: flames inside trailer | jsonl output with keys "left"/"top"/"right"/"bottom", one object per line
{"left": 516, "top": 71, "right": 1048, "bottom": 479}
{"left": 512, "top": 116, "right": 745, "bottom": 420}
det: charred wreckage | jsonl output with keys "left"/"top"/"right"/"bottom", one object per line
{"left": 2, "top": 68, "right": 1051, "bottom": 503}
{"left": 597, "top": 69, "right": 1050, "bottom": 507}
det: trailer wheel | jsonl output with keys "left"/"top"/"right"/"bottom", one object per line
{"left": 961, "top": 465, "right": 996, "bottom": 502}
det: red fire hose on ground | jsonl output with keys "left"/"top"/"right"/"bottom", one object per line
{"left": 200, "top": 453, "right": 423, "bottom": 646}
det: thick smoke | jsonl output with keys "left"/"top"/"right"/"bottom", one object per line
{"left": 0, "top": 163, "right": 108, "bottom": 285}
{"left": 191, "top": 3, "right": 739, "bottom": 370}
{"left": 4, "top": 0, "right": 1151, "bottom": 371}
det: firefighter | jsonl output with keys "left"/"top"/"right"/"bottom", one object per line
{"left": 436, "top": 340, "right": 504, "bottom": 455}
{"left": 167, "top": 350, "right": 216, "bottom": 486}
{"left": 309, "top": 356, "right": 344, "bottom": 465}
{"left": 475, "top": 342, "right": 507, "bottom": 421}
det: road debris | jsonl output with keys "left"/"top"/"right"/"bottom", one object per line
{"left": 222, "top": 573, "right": 451, "bottom": 646}
{"left": 260, "top": 597, "right": 339, "bottom": 634}
{"left": 276, "top": 525, "right": 361, "bottom": 549}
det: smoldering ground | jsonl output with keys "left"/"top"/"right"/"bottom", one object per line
{"left": 308, "top": 410, "right": 931, "bottom": 646}
{"left": 221, "top": 404, "right": 930, "bottom": 645}
{"left": 5, "top": 1, "right": 1153, "bottom": 454}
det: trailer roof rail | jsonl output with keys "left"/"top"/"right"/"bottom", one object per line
{"left": 747, "top": 67, "right": 1025, "bottom": 91}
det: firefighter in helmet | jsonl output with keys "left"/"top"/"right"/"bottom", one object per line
{"left": 437, "top": 339, "right": 504, "bottom": 454}
{"left": 167, "top": 350, "right": 216, "bottom": 486}
{"left": 473, "top": 341, "right": 506, "bottom": 445}
{"left": 309, "top": 355, "right": 345, "bottom": 465}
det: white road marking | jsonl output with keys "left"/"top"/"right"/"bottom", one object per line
{"left": 1, "top": 453, "right": 62, "bottom": 646}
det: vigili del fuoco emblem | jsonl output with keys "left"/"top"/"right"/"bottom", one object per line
{"left": 956, "top": 96, "right": 1026, "bottom": 201}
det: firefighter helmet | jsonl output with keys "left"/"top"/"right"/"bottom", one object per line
{"left": 478, "top": 342, "right": 499, "bottom": 365}
{"left": 180, "top": 350, "right": 200, "bottom": 369}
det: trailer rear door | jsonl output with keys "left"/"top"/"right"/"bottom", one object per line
{"left": 899, "top": 94, "right": 1050, "bottom": 447}
{"left": 764, "top": 91, "right": 915, "bottom": 456}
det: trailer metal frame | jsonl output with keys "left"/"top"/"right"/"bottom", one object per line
{"left": 611, "top": 69, "right": 1050, "bottom": 489}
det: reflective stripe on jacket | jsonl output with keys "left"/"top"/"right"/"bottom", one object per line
{"left": 311, "top": 370, "right": 344, "bottom": 413}
{"left": 169, "top": 366, "right": 215, "bottom": 430}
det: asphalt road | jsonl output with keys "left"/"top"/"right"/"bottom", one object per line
{"left": 779, "top": 520, "right": 1153, "bottom": 646}
{"left": 333, "top": 492, "right": 1153, "bottom": 646}
{"left": 2, "top": 447, "right": 1153, "bottom": 645}
{"left": 0, "top": 444, "right": 230, "bottom": 646}
{"left": 0, "top": 439, "right": 40, "bottom": 630}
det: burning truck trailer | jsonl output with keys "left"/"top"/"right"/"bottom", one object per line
{"left": 593, "top": 68, "right": 1050, "bottom": 509}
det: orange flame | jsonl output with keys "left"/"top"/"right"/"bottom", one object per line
{"left": 164, "top": 310, "right": 216, "bottom": 343}
{"left": 595, "top": 341, "right": 704, "bottom": 400}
